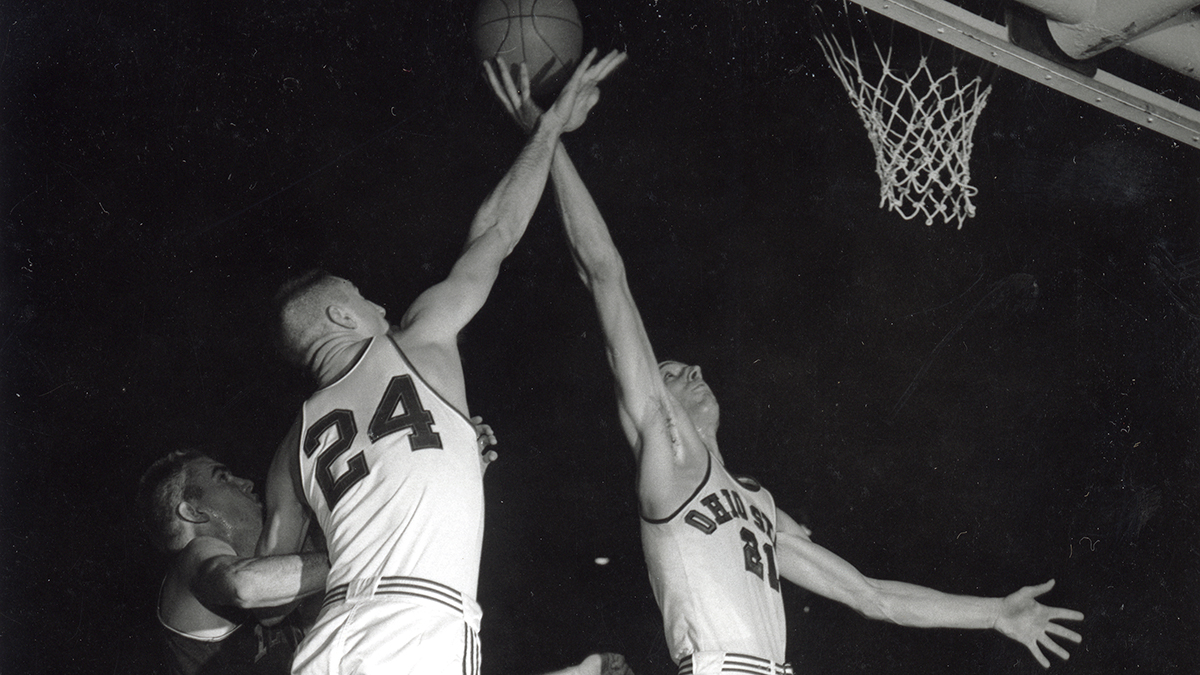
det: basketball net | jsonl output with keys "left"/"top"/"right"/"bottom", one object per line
{"left": 816, "top": 21, "right": 991, "bottom": 229}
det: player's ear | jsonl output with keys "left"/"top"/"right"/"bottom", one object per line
{"left": 326, "top": 304, "right": 357, "bottom": 330}
{"left": 176, "top": 501, "right": 210, "bottom": 525}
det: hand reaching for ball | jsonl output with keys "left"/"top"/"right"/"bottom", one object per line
{"left": 485, "top": 49, "right": 626, "bottom": 135}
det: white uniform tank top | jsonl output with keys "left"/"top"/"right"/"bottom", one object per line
{"left": 298, "top": 336, "right": 484, "bottom": 598}
{"left": 640, "top": 453, "right": 787, "bottom": 664}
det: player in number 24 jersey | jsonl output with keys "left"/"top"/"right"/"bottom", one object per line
{"left": 257, "top": 49, "right": 629, "bottom": 675}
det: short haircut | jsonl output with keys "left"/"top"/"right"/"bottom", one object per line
{"left": 274, "top": 269, "right": 347, "bottom": 367}
{"left": 136, "top": 450, "right": 208, "bottom": 554}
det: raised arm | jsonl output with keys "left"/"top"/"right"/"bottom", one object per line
{"left": 398, "top": 50, "right": 623, "bottom": 347}
{"left": 547, "top": 148, "right": 677, "bottom": 451}
{"left": 485, "top": 55, "right": 711, "bottom": 518}
{"left": 251, "top": 417, "right": 324, "bottom": 625}
{"left": 257, "top": 418, "right": 311, "bottom": 558}
{"left": 773, "top": 523, "right": 1084, "bottom": 668}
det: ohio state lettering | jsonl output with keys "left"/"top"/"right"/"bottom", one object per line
{"left": 684, "top": 485, "right": 780, "bottom": 592}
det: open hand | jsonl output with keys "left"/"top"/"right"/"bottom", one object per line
{"left": 484, "top": 58, "right": 542, "bottom": 133}
{"left": 994, "top": 579, "right": 1084, "bottom": 668}
{"left": 484, "top": 49, "right": 626, "bottom": 135}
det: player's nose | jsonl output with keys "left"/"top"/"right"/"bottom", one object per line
{"left": 688, "top": 366, "right": 702, "bottom": 381}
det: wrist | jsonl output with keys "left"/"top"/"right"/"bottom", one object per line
{"left": 989, "top": 597, "right": 1004, "bottom": 630}
{"left": 533, "top": 109, "right": 566, "bottom": 140}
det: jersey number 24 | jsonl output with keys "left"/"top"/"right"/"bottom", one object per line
{"left": 304, "top": 375, "right": 444, "bottom": 507}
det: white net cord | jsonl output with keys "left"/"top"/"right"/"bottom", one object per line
{"left": 817, "top": 30, "right": 992, "bottom": 229}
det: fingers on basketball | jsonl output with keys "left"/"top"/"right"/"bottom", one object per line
{"left": 482, "top": 63, "right": 510, "bottom": 106}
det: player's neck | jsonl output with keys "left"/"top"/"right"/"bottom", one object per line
{"left": 229, "top": 528, "right": 260, "bottom": 558}
{"left": 700, "top": 432, "right": 721, "bottom": 462}
{"left": 310, "top": 333, "right": 371, "bottom": 387}
{"left": 691, "top": 416, "right": 719, "bottom": 454}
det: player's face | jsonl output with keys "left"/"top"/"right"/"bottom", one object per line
{"left": 659, "top": 360, "right": 719, "bottom": 420}
{"left": 184, "top": 458, "right": 263, "bottom": 536}
{"left": 335, "top": 278, "right": 390, "bottom": 337}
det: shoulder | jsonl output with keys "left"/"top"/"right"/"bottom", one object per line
{"left": 159, "top": 555, "right": 244, "bottom": 638}
{"left": 387, "top": 329, "right": 470, "bottom": 409}
{"left": 733, "top": 474, "right": 763, "bottom": 492}
{"left": 160, "top": 538, "right": 236, "bottom": 623}
{"left": 176, "top": 537, "right": 237, "bottom": 574}
{"left": 638, "top": 445, "right": 713, "bottom": 522}
{"left": 385, "top": 329, "right": 454, "bottom": 374}
{"left": 387, "top": 325, "right": 437, "bottom": 354}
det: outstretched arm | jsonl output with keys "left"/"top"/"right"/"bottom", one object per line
{"left": 774, "top": 528, "right": 1084, "bottom": 668}
{"left": 399, "top": 50, "right": 624, "bottom": 347}
{"left": 485, "top": 55, "right": 711, "bottom": 518}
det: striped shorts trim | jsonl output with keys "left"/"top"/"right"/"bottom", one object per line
{"left": 322, "top": 576, "right": 465, "bottom": 614}
{"left": 462, "top": 623, "right": 480, "bottom": 675}
{"left": 678, "top": 653, "right": 793, "bottom": 675}
{"left": 293, "top": 587, "right": 481, "bottom": 675}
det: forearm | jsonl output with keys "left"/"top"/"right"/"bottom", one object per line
{"left": 550, "top": 141, "right": 624, "bottom": 284}
{"left": 776, "top": 531, "right": 1002, "bottom": 630}
{"left": 208, "top": 552, "right": 329, "bottom": 609}
{"left": 865, "top": 579, "right": 1003, "bottom": 629}
{"left": 466, "top": 116, "right": 564, "bottom": 253}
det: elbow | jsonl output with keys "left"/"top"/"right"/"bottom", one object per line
{"left": 490, "top": 225, "right": 520, "bottom": 256}
{"left": 463, "top": 216, "right": 519, "bottom": 259}
{"left": 582, "top": 249, "right": 627, "bottom": 287}
{"left": 849, "top": 583, "right": 892, "bottom": 623}
{"left": 224, "top": 579, "right": 257, "bottom": 610}
{"left": 858, "top": 602, "right": 891, "bottom": 623}
{"left": 852, "top": 586, "right": 936, "bottom": 627}
{"left": 221, "top": 570, "right": 268, "bottom": 609}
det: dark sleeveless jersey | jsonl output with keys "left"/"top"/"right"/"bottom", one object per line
{"left": 160, "top": 617, "right": 305, "bottom": 675}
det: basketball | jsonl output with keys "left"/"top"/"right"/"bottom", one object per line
{"left": 472, "top": 0, "right": 583, "bottom": 100}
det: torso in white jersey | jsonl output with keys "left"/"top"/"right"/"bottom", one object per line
{"left": 640, "top": 452, "right": 787, "bottom": 665}
{"left": 297, "top": 335, "right": 484, "bottom": 598}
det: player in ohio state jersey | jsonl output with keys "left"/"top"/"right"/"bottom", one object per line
{"left": 256, "top": 50, "right": 630, "bottom": 675}
{"left": 486, "top": 61, "right": 1085, "bottom": 675}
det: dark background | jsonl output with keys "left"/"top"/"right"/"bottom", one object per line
{"left": 3, "top": 1, "right": 1197, "bottom": 673}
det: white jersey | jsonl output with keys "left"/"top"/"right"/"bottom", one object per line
{"left": 297, "top": 336, "right": 484, "bottom": 598}
{"left": 641, "top": 453, "right": 787, "bottom": 665}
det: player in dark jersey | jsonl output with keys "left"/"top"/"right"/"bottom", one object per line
{"left": 138, "top": 450, "right": 329, "bottom": 675}
{"left": 486, "top": 63, "right": 1085, "bottom": 674}
{"left": 257, "top": 51, "right": 632, "bottom": 675}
